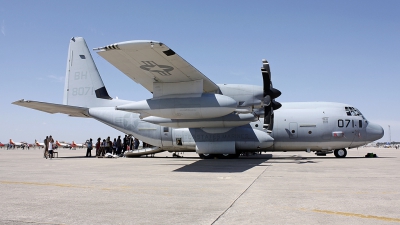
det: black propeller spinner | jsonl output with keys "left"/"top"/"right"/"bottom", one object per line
{"left": 261, "top": 59, "right": 281, "bottom": 133}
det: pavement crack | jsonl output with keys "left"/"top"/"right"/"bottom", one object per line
{"left": 211, "top": 163, "right": 270, "bottom": 224}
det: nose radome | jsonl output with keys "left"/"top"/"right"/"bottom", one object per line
{"left": 366, "top": 122, "right": 384, "bottom": 141}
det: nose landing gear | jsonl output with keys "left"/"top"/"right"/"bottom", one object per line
{"left": 334, "top": 148, "right": 347, "bottom": 158}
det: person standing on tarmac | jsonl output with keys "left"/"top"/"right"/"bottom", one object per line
{"left": 86, "top": 139, "right": 93, "bottom": 157}
{"left": 130, "top": 136, "right": 134, "bottom": 151}
{"left": 116, "top": 136, "right": 122, "bottom": 155}
{"left": 123, "top": 135, "right": 128, "bottom": 152}
{"left": 47, "top": 136, "right": 54, "bottom": 159}
{"left": 44, "top": 136, "right": 48, "bottom": 158}
{"left": 95, "top": 138, "right": 101, "bottom": 156}
{"left": 134, "top": 138, "right": 139, "bottom": 150}
{"left": 100, "top": 139, "right": 106, "bottom": 156}
{"left": 112, "top": 138, "right": 117, "bottom": 155}
{"left": 106, "top": 137, "right": 112, "bottom": 154}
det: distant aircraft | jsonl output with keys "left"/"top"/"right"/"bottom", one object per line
{"left": 9, "top": 139, "right": 25, "bottom": 148}
{"left": 56, "top": 140, "right": 69, "bottom": 148}
{"left": 13, "top": 37, "right": 384, "bottom": 158}
{"left": 0, "top": 142, "right": 5, "bottom": 148}
{"left": 71, "top": 141, "right": 84, "bottom": 148}
{"left": 35, "top": 140, "right": 45, "bottom": 148}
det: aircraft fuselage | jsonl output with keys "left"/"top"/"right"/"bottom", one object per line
{"left": 88, "top": 85, "right": 383, "bottom": 155}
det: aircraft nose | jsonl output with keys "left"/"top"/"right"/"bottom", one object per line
{"left": 366, "top": 122, "right": 384, "bottom": 141}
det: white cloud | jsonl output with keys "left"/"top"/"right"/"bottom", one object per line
{"left": 1, "top": 20, "right": 5, "bottom": 36}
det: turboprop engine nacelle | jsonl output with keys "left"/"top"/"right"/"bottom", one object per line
{"left": 116, "top": 93, "right": 237, "bottom": 119}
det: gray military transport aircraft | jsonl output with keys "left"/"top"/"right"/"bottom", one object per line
{"left": 13, "top": 37, "right": 384, "bottom": 159}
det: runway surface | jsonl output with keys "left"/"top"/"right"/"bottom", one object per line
{"left": 0, "top": 147, "right": 399, "bottom": 225}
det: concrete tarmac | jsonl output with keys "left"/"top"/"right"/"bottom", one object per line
{"left": 0, "top": 147, "right": 399, "bottom": 225}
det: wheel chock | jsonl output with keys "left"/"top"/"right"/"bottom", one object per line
{"left": 365, "top": 153, "right": 377, "bottom": 158}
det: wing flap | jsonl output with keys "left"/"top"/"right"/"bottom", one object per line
{"left": 12, "top": 100, "right": 89, "bottom": 118}
{"left": 95, "top": 40, "right": 220, "bottom": 94}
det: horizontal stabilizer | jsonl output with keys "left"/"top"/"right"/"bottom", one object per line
{"left": 12, "top": 99, "right": 89, "bottom": 118}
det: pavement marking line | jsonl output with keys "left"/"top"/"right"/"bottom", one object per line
{"left": 1, "top": 180, "right": 187, "bottom": 196}
{"left": 312, "top": 209, "right": 400, "bottom": 222}
{"left": 211, "top": 162, "right": 270, "bottom": 225}
{"left": 1, "top": 219, "right": 65, "bottom": 225}
{"left": 0, "top": 180, "right": 92, "bottom": 189}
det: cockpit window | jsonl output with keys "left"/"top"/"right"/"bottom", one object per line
{"left": 344, "top": 107, "right": 366, "bottom": 120}
{"left": 345, "top": 107, "right": 352, "bottom": 116}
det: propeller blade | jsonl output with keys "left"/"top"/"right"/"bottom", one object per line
{"left": 268, "top": 113, "right": 275, "bottom": 131}
{"left": 261, "top": 59, "right": 281, "bottom": 132}
{"left": 270, "top": 87, "right": 281, "bottom": 99}
{"left": 272, "top": 100, "right": 282, "bottom": 110}
{"left": 262, "top": 70, "right": 270, "bottom": 96}
{"left": 263, "top": 105, "right": 271, "bottom": 128}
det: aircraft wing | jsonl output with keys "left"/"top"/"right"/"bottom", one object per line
{"left": 12, "top": 100, "right": 89, "bottom": 118}
{"left": 94, "top": 40, "right": 220, "bottom": 94}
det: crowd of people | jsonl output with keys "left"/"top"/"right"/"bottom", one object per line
{"left": 85, "top": 135, "right": 149, "bottom": 157}
{"left": 4, "top": 134, "right": 150, "bottom": 159}
{"left": 6, "top": 143, "right": 30, "bottom": 150}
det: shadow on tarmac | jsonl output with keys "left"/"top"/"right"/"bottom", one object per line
{"left": 56, "top": 153, "right": 391, "bottom": 173}
{"left": 170, "top": 153, "right": 393, "bottom": 173}
{"left": 173, "top": 158, "right": 270, "bottom": 173}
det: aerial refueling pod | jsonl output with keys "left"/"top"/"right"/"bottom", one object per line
{"left": 115, "top": 93, "right": 237, "bottom": 119}
{"left": 143, "top": 113, "right": 257, "bottom": 128}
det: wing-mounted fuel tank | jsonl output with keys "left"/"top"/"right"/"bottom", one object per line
{"left": 115, "top": 80, "right": 237, "bottom": 119}
{"left": 142, "top": 113, "right": 257, "bottom": 128}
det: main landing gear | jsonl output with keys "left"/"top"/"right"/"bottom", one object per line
{"left": 334, "top": 148, "right": 347, "bottom": 158}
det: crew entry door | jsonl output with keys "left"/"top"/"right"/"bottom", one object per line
{"left": 161, "top": 126, "right": 172, "bottom": 147}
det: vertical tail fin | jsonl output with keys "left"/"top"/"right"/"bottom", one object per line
{"left": 63, "top": 37, "right": 112, "bottom": 107}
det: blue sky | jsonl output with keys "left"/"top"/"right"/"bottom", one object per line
{"left": 0, "top": 0, "right": 399, "bottom": 144}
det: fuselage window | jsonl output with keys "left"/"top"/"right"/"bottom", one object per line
{"left": 163, "top": 127, "right": 169, "bottom": 132}
{"left": 359, "top": 120, "right": 363, "bottom": 128}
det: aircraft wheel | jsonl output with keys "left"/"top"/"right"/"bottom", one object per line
{"left": 334, "top": 149, "right": 347, "bottom": 158}
{"left": 198, "top": 153, "right": 215, "bottom": 159}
